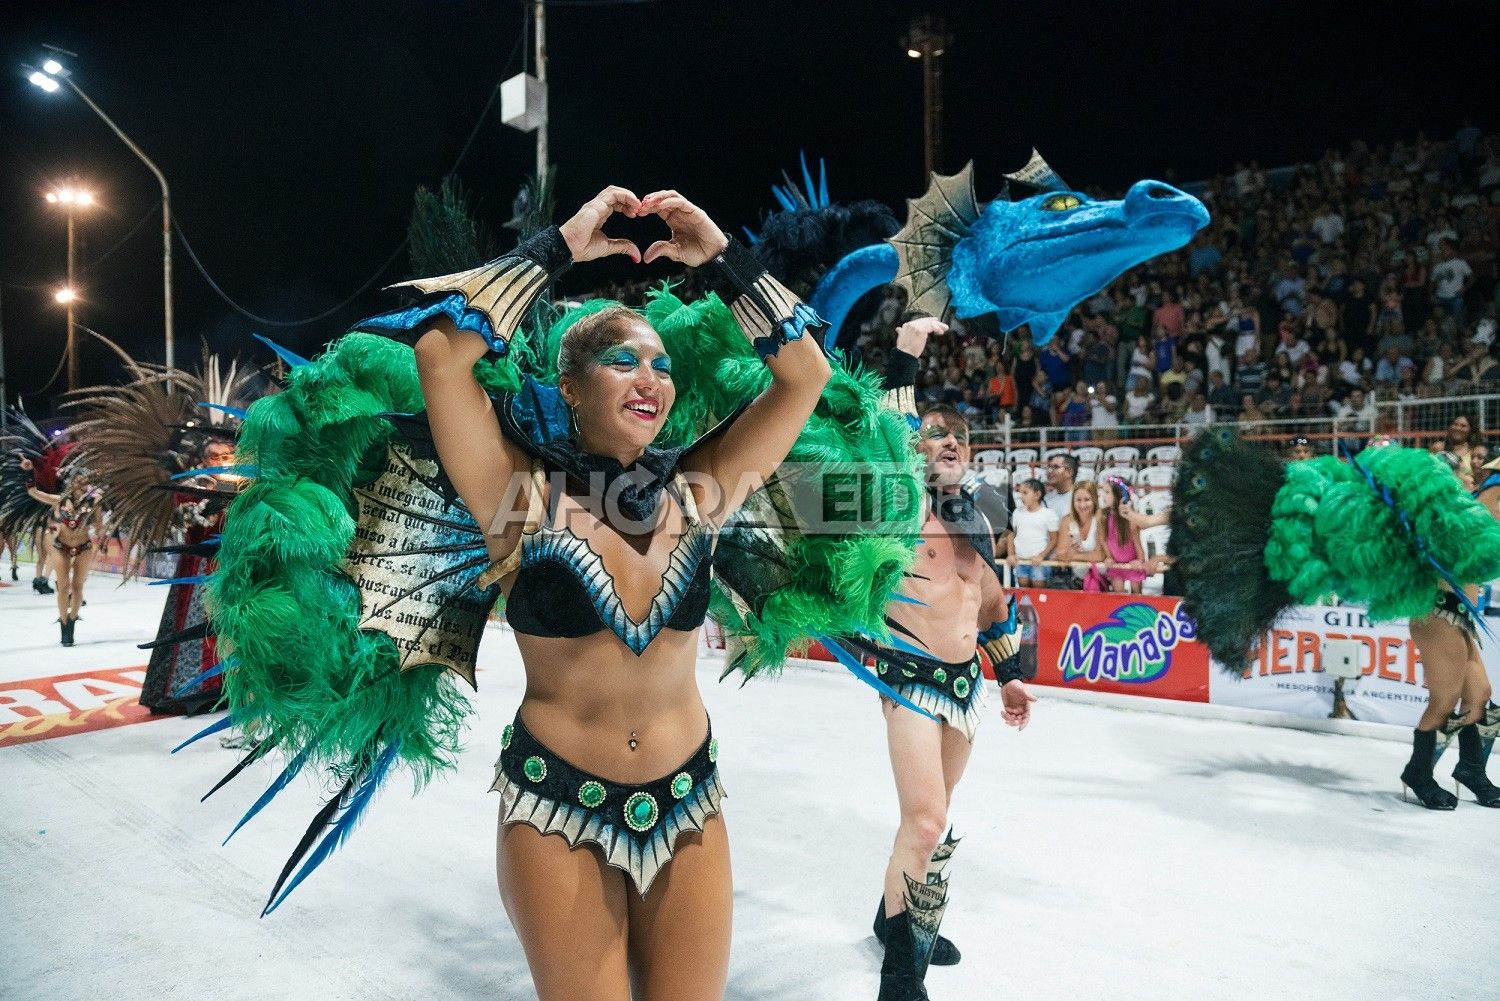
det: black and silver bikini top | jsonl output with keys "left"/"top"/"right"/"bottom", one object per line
{"left": 477, "top": 461, "right": 717, "bottom": 655}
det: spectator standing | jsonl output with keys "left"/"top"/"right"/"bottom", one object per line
{"left": 1039, "top": 336, "right": 1072, "bottom": 390}
{"left": 1124, "top": 377, "right": 1157, "bottom": 424}
{"left": 1007, "top": 479, "right": 1059, "bottom": 588}
{"left": 1098, "top": 478, "right": 1147, "bottom": 594}
{"left": 1430, "top": 241, "right": 1473, "bottom": 331}
{"left": 1057, "top": 481, "right": 1105, "bottom": 589}
{"left": 1090, "top": 385, "right": 1121, "bottom": 431}
{"left": 1181, "top": 393, "right": 1215, "bottom": 431}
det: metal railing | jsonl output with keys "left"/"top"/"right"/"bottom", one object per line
{"left": 968, "top": 394, "right": 1500, "bottom": 459}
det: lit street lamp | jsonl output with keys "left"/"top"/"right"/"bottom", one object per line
{"left": 902, "top": 14, "right": 953, "bottom": 182}
{"left": 45, "top": 184, "right": 95, "bottom": 392}
{"left": 26, "top": 49, "right": 175, "bottom": 368}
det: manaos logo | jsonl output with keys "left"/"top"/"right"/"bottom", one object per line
{"left": 1059, "top": 601, "right": 1198, "bottom": 684}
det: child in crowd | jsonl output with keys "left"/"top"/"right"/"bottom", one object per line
{"left": 1007, "top": 478, "right": 1058, "bottom": 587}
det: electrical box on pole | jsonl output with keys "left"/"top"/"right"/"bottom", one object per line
{"left": 501, "top": 73, "right": 547, "bottom": 133}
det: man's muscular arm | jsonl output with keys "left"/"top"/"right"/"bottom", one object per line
{"left": 977, "top": 565, "right": 1036, "bottom": 729}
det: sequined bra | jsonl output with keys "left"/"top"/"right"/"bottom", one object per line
{"left": 478, "top": 462, "right": 716, "bottom": 655}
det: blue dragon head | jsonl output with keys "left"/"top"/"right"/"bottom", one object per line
{"left": 947, "top": 180, "right": 1209, "bottom": 342}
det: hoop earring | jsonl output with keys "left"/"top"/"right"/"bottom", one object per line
{"left": 569, "top": 406, "right": 580, "bottom": 438}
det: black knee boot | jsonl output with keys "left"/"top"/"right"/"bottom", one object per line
{"left": 1402, "top": 728, "right": 1458, "bottom": 810}
{"left": 875, "top": 898, "right": 960, "bottom": 966}
{"left": 877, "top": 910, "right": 930, "bottom": 1001}
{"left": 1453, "top": 714, "right": 1500, "bottom": 808}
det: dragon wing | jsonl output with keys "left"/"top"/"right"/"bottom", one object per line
{"left": 888, "top": 162, "right": 982, "bottom": 320}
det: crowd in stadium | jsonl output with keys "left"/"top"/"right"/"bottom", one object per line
{"left": 868, "top": 124, "right": 1500, "bottom": 432}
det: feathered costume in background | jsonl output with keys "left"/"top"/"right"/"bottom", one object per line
{"left": 1170, "top": 427, "right": 1500, "bottom": 670}
{"left": 62, "top": 352, "right": 264, "bottom": 714}
{"left": 0, "top": 408, "right": 73, "bottom": 544}
{"left": 171, "top": 179, "right": 923, "bottom": 914}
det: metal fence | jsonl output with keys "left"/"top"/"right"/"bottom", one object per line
{"left": 969, "top": 394, "right": 1500, "bottom": 460}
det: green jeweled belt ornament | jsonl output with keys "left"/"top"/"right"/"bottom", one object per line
{"left": 523, "top": 755, "right": 547, "bottom": 782}
{"left": 579, "top": 780, "right": 606, "bottom": 809}
{"left": 670, "top": 772, "right": 693, "bottom": 799}
{"left": 708, "top": 737, "right": 719, "bottom": 763}
{"left": 933, "top": 667, "right": 948, "bottom": 684}
{"left": 969, "top": 661, "right": 979, "bottom": 679}
{"left": 624, "top": 791, "right": 659, "bottom": 832}
{"left": 501, "top": 724, "right": 514, "bottom": 750}
{"left": 953, "top": 676, "right": 970, "bottom": 699}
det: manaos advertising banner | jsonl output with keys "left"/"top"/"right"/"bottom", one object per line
{"left": 1019, "top": 590, "right": 1210, "bottom": 703}
{"left": 1211, "top": 603, "right": 1500, "bottom": 727}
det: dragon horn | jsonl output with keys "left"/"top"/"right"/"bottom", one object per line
{"left": 1002, "top": 148, "right": 1070, "bottom": 192}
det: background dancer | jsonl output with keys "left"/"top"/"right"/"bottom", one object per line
{"left": 858, "top": 315, "right": 1033, "bottom": 1001}
{"left": 24, "top": 464, "right": 104, "bottom": 645}
{"left": 1172, "top": 429, "right": 1500, "bottom": 811}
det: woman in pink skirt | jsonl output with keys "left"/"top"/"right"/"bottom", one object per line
{"left": 1099, "top": 477, "right": 1147, "bottom": 594}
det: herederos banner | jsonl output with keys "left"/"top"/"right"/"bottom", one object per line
{"left": 1016, "top": 590, "right": 1210, "bottom": 703}
{"left": 1209, "top": 603, "right": 1500, "bottom": 726}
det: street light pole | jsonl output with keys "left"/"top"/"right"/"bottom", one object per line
{"left": 903, "top": 15, "right": 953, "bottom": 182}
{"left": 66, "top": 210, "right": 76, "bottom": 391}
{"left": 534, "top": 0, "right": 548, "bottom": 179}
{"left": 39, "top": 71, "right": 174, "bottom": 369}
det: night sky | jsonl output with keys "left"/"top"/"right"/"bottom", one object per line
{"left": 2, "top": 0, "right": 1494, "bottom": 409}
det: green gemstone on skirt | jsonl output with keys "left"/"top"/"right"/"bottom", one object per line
{"left": 708, "top": 737, "right": 719, "bottom": 762}
{"left": 624, "top": 791, "right": 659, "bottom": 832}
{"left": 523, "top": 755, "right": 546, "bottom": 782}
{"left": 579, "top": 781, "right": 606, "bottom": 809}
{"left": 876, "top": 662, "right": 887, "bottom": 675}
{"left": 501, "top": 724, "right": 514, "bottom": 750}
{"left": 970, "top": 662, "right": 980, "bottom": 679}
{"left": 953, "top": 676, "right": 971, "bottom": 699}
{"left": 670, "top": 772, "right": 693, "bottom": 799}
{"left": 933, "top": 668, "right": 947, "bottom": 684}
{"left": 902, "top": 668, "right": 916, "bottom": 678}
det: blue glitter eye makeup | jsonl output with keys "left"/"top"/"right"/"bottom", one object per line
{"left": 652, "top": 356, "right": 673, "bottom": 375}
{"left": 596, "top": 349, "right": 640, "bottom": 368}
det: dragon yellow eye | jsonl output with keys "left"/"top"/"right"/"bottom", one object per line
{"left": 1042, "top": 194, "right": 1083, "bottom": 212}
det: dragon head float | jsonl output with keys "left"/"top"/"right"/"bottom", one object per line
{"left": 797, "top": 150, "right": 1210, "bottom": 349}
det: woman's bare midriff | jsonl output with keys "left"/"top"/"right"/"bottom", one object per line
{"left": 511, "top": 627, "right": 708, "bottom": 783}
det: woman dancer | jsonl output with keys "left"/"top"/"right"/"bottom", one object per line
{"left": 1, "top": 530, "right": 18, "bottom": 582}
{"left": 407, "top": 187, "right": 829, "bottom": 999}
{"left": 1099, "top": 477, "right": 1146, "bottom": 594}
{"left": 25, "top": 465, "right": 104, "bottom": 645}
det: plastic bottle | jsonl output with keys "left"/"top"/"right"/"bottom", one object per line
{"left": 1017, "top": 593, "right": 1039, "bottom": 680}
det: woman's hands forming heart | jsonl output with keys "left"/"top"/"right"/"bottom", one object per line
{"left": 558, "top": 186, "right": 727, "bottom": 267}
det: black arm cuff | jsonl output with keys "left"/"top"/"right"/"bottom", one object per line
{"left": 699, "top": 237, "right": 767, "bottom": 303}
{"left": 883, "top": 349, "right": 920, "bottom": 391}
{"left": 513, "top": 226, "right": 574, "bottom": 276}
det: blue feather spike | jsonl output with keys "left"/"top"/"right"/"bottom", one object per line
{"left": 869, "top": 629, "right": 933, "bottom": 658}
{"left": 772, "top": 186, "right": 798, "bottom": 212}
{"left": 799, "top": 151, "right": 818, "bottom": 208}
{"left": 170, "top": 656, "right": 237, "bottom": 698}
{"left": 170, "top": 464, "right": 257, "bottom": 481}
{"left": 817, "top": 157, "right": 829, "bottom": 207}
{"left": 819, "top": 635, "right": 939, "bottom": 721}
{"left": 742, "top": 225, "right": 760, "bottom": 245}
{"left": 262, "top": 740, "right": 401, "bottom": 916}
{"left": 197, "top": 402, "right": 247, "bottom": 420}
{"left": 171, "top": 714, "right": 235, "bottom": 753}
{"left": 253, "top": 333, "right": 311, "bottom": 368}
{"left": 889, "top": 592, "right": 928, "bottom": 606}
{"left": 149, "top": 575, "right": 214, "bottom": 587}
{"left": 223, "top": 744, "right": 313, "bottom": 846}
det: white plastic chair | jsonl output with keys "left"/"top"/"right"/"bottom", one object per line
{"left": 1138, "top": 466, "right": 1176, "bottom": 490}
{"left": 972, "top": 448, "right": 1005, "bottom": 469}
{"left": 1076, "top": 464, "right": 1098, "bottom": 485}
{"left": 1008, "top": 447, "right": 1038, "bottom": 467}
{"left": 1146, "top": 444, "right": 1182, "bottom": 465}
{"left": 1100, "top": 466, "right": 1137, "bottom": 488}
{"left": 1103, "top": 445, "right": 1141, "bottom": 466}
{"left": 1073, "top": 446, "right": 1104, "bottom": 467}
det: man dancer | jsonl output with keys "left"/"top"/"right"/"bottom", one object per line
{"left": 854, "top": 316, "right": 1035, "bottom": 1001}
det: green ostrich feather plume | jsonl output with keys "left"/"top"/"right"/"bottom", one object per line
{"left": 210, "top": 333, "right": 519, "bottom": 783}
{"left": 1266, "top": 445, "right": 1500, "bottom": 620}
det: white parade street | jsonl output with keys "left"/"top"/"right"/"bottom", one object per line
{"left": 1, "top": 574, "right": 1495, "bottom": 1001}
